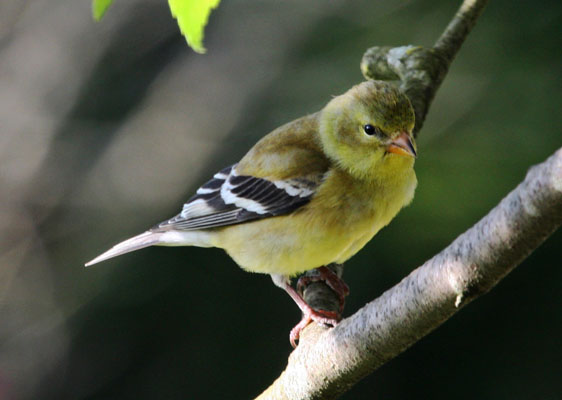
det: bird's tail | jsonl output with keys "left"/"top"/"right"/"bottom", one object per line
{"left": 85, "top": 231, "right": 165, "bottom": 267}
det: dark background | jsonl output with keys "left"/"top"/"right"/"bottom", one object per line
{"left": 0, "top": 0, "right": 560, "bottom": 399}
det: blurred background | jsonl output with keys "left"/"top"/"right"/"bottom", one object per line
{"left": 0, "top": 0, "right": 561, "bottom": 398}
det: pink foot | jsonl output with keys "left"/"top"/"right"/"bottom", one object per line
{"left": 289, "top": 306, "right": 340, "bottom": 348}
{"left": 272, "top": 268, "right": 350, "bottom": 348}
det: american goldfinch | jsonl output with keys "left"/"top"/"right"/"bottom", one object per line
{"left": 86, "top": 80, "right": 417, "bottom": 346}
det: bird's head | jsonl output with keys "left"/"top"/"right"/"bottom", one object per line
{"left": 319, "top": 80, "right": 417, "bottom": 180}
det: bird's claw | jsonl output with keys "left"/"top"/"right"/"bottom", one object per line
{"left": 289, "top": 308, "right": 340, "bottom": 348}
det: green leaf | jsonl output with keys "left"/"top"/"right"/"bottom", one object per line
{"left": 92, "top": 0, "right": 114, "bottom": 21}
{"left": 168, "top": 0, "right": 221, "bottom": 54}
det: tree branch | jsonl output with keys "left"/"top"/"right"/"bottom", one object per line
{"left": 258, "top": 147, "right": 562, "bottom": 399}
{"left": 256, "top": 0, "right": 560, "bottom": 398}
{"left": 361, "top": 0, "right": 488, "bottom": 135}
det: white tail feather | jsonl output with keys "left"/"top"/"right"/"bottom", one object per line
{"left": 85, "top": 231, "right": 164, "bottom": 267}
{"left": 85, "top": 230, "right": 214, "bottom": 267}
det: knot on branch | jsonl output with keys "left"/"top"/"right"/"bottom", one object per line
{"left": 301, "top": 263, "right": 345, "bottom": 313}
{"left": 361, "top": 45, "right": 449, "bottom": 135}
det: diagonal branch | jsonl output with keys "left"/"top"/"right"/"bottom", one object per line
{"left": 255, "top": 0, "right": 560, "bottom": 398}
{"left": 258, "top": 147, "right": 562, "bottom": 399}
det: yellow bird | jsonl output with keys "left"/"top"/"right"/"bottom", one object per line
{"left": 86, "top": 80, "right": 417, "bottom": 346}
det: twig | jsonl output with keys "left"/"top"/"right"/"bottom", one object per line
{"left": 361, "top": 0, "right": 489, "bottom": 135}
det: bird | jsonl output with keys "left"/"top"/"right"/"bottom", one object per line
{"left": 85, "top": 80, "right": 418, "bottom": 347}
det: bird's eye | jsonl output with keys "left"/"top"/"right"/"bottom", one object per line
{"left": 363, "top": 124, "right": 382, "bottom": 137}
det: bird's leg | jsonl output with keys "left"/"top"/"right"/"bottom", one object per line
{"left": 271, "top": 274, "right": 340, "bottom": 347}
{"left": 297, "top": 265, "right": 349, "bottom": 313}
{"left": 271, "top": 267, "right": 349, "bottom": 347}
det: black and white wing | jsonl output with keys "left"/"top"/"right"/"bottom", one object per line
{"left": 84, "top": 164, "right": 324, "bottom": 266}
{"left": 154, "top": 164, "right": 324, "bottom": 231}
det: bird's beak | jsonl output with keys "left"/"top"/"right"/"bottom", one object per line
{"left": 387, "top": 132, "right": 417, "bottom": 158}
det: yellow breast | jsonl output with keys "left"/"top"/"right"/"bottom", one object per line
{"left": 213, "top": 162, "right": 416, "bottom": 276}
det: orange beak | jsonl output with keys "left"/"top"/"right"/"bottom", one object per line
{"left": 387, "top": 132, "right": 417, "bottom": 158}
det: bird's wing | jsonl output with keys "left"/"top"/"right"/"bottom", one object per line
{"left": 154, "top": 164, "right": 325, "bottom": 231}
